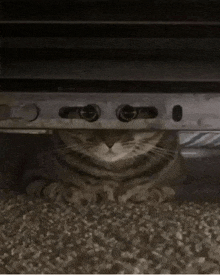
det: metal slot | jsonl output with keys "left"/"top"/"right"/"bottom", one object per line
{"left": 116, "top": 105, "right": 158, "bottom": 122}
{"left": 172, "top": 105, "right": 182, "bottom": 122}
{"left": 59, "top": 104, "right": 101, "bottom": 122}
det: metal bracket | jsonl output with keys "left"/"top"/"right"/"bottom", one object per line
{"left": 1, "top": 92, "right": 220, "bottom": 130}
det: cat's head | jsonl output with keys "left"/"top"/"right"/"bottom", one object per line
{"left": 57, "top": 129, "right": 165, "bottom": 163}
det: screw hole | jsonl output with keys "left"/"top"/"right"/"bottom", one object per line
{"left": 172, "top": 105, "right": 182, "bottom": 122}
{"left": 116, "top": 105, "right": 138, "bottom": 122}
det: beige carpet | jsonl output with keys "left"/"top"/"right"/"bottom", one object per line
{"left": 1, "top": 187, "right": 220, "bottom": 274}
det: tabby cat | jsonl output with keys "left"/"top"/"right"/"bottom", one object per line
{"left": 0, "top": 130, "right": 186, "bottom": 206}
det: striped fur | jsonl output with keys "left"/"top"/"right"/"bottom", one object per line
{"left": 25, "top": 130, "right": 186, "bottom": 205}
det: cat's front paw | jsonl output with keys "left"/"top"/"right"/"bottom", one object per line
{"left": 118, "top": 186, "right": 175, "bottom": 204}
{"left": 26, "top": 180, "right": 65, "bottom": 203}
{"left": 146, "top": 186, "right": 175, "bottom": 203}
{"left": 26, "top": 180, "right": 47, "bottom": 197}
{"left": 42, "top": 182, "right": 65, "bottom": 202}
{"left": 62, "top": 185, "right": 100, "bottom": 206}
{"left": 26, "top": 180, "right": 102, "bottom": 206}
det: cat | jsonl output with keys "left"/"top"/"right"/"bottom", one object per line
{"left": 0, "top": 130, "right": 186, "bottom": 206}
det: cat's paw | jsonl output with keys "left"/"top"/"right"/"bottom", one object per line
{"left": 26, "top": 180, "right": 47, "bottom": 197}
{"left": 61, "top": 185, "right": 104, "bottom": 215}
{"left": 42, "top": 182, "right": 65, "bottom": 202}
{"left": 62, "top": 185, "right": 100, "bottom": 205}
{"left": 26, "top": 180, "right": 103, "bottom": 207}
{"left": 118, "top": 186, "right": 175, "bottom": 204}
{"left": 147, "top": 186, "right": 175, "bottom": 203}
{"left": 26, "top": 180, "right": 65, "bottom": 203}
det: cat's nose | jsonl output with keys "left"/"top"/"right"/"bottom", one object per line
{"left": 105, "top": 140, "right": 115, "bottom": 149}
{"left": 101, "top": 131, "right": 119, "bottom": 148}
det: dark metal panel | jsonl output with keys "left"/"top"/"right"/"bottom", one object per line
{"left": 2, "top": 59, "right": 220, "bottom": 81}
{"left": 2, "top": 80, "right": 220, "bottom": 94}
{"left": 2, "top": 21, "right": 220, "bottom": 38}
{"left": 2, "top": 0, "right": 220, "bottom": 21}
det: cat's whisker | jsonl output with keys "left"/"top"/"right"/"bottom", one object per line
{"left": 152, "top": 146, "right": 175, "bottom": 156}
{"left": 151, "top": 147, "right": 175, "bottom": 157}
{"left": 148, "top": 151, "right": 164, "bottom": 161}
{"left": 123, "top": 141, "right": 134, "bottom": 145}
{"left": 154, "top": 146, "right": 177, "bottom": 155}
{"left": 134, "top": 141, "right": 175, "bottom": 158}
{"left": 150, "top": 148, "right": 175, "bottom": 160}
{"left": 122, "top": 144, "right": 134, "bottom": 148}
{"left": 150, "top": 151, "right": 173, "bottom": 161}
{"left": 145, "top": 141, "right": 177, "bottom": 154}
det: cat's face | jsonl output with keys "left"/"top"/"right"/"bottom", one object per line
{"left": 58, "top": 129, "right": 164, "bottom": 163}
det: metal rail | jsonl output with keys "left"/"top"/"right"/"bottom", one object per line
{"left": 1, "top": 92, "right": 220, "bottom": 130}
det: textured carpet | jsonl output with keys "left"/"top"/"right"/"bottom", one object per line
{"left": 1, "top": 135, "right": 220, "bottom": 273}
{"left": 1, "top": 185, "right": 220, "bottom": 274}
